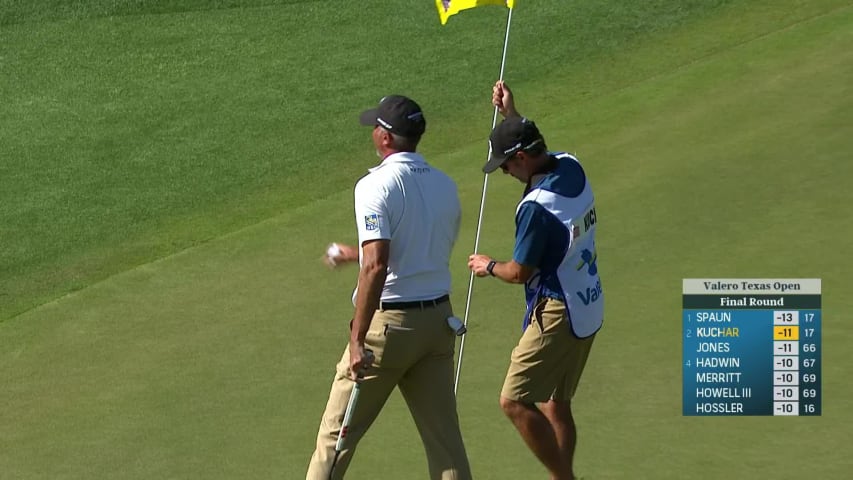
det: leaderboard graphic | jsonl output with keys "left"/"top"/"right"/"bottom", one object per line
{"left": 682, "top": 279, "right": 822, "bottom": 416}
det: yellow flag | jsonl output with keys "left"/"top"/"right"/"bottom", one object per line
{"left": 435, "top": 0, "right": 515, "bottom": 25}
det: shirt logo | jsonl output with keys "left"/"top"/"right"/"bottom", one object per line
{"left": 364, "top": 213, "right": 380, "bottom": 231}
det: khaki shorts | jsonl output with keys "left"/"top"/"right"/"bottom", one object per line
{"left": 501, "top": 297, "right": 595, "bottom": 403}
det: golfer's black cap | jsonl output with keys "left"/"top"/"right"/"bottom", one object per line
{"left": 483, "top": 116, "right": 544, "bottom": 173}
{"left": 359, "top": 95, "right": 426, "bottom": 139}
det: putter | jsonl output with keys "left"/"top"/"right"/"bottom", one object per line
{"left": 328, "top": 349, "right": 374, "bottom": 480}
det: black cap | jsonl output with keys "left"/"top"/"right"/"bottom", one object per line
{"left": 483, "top": 116, "right": 544, "bottom": 173}
{"left": 359, "top": 95, "right": 426, "bottom": 139}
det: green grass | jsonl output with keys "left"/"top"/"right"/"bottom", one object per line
{"left": 0, "top": 1, "right": 315, "bottom": 25}
{"left": 0, "top": 0, "right": 738, "bottom": 321}
{"left": 1, "top": 0, "right": 852, "bottom": 478}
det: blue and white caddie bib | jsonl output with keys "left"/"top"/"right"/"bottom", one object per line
{"left": 518, "top": 153, "right": 604, "bottom": 338}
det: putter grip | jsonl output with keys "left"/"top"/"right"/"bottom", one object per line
{"left": 335, "top": 384, "right": 360, "bottom": 450}
{"left": 333, "top": 350, "right": 375, "bottom": 455}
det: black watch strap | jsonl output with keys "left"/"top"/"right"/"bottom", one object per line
{"left": 486, "top": 260, "right": 497, "bottom": 276}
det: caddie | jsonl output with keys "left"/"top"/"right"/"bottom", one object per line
{"left": 468, "top": 81, "right": 604, "bottom": 480}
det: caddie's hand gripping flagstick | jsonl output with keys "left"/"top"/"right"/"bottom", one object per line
{"left": 328, "top": 349, "right": 374, "bottom": 480}
{"left": 454, "top": 6, "right": 516, "bottom": 396}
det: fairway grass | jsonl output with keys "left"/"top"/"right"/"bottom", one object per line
{"left": 2, "top": 0, "right": 852, "bottom": 479}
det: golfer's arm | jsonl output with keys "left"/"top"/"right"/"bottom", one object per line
{"left": 351, "top": 239, "right": 389, "bottom": 346}
{"left": 490, "top": 259, "right": 535, "bottom": 284}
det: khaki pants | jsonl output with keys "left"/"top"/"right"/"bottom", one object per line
{"left": 306, "top": 302, "right": 472, "bottom": 480}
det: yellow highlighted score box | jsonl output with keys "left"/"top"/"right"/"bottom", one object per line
{"left": 774, "top": 326, "right": 800, "bottom": 340}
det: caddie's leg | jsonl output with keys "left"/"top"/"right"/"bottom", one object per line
{"left": 542, "top": 306, "right": 595, "bottom": 480}
{"left": 499, "top": 397, "right": 570, "bottom": 480}
{"left": 499, "top": 298, "right": 581, "bottom": 480}
{"left": 306, "top": 344, "right": 400, "bottom": 479}
{"left": 540, "top": 339, "right": 594, "bottom": 480}
{"left": 539, "top": 400, "right": 577, "bottom": 479}
{"left": 398, "top": 306, "right": 472, "bottom": 480}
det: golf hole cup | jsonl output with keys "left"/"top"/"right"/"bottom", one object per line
{"left": 326, "top": 243, "right": 342, "bottom": 267}
{"left": 447, "top": 316, "right": 466, "bottom": 336}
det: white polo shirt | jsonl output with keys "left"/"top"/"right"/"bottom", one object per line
{"left": 352, "top": 151, "right": 461, "bottom": 303}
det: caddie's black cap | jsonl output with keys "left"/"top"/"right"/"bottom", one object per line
{"left": 483, "top": 116, "right": 544, "bottom": 173}
{"left": 359, "top": 95, "right": 426, "bottom": 139}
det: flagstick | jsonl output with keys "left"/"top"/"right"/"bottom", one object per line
{"left": 454, "top": 6, "right": 515, "bottom": 396}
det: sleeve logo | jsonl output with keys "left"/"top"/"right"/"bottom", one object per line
{"left": 364, "top": 213, "right": 380, "bottom": 231}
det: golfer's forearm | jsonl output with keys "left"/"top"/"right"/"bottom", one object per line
{"left": 351, "top": 264, "right": 387, "bottom": 344}
{"left": 491, "top": 260, "right": 532, "bottom": 284}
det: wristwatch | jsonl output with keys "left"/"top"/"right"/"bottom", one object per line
{"left": 486, "top": 260, "right": 497, "bottom": 277}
